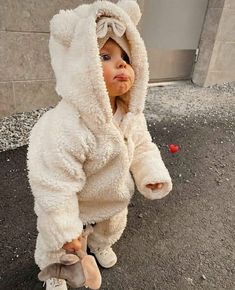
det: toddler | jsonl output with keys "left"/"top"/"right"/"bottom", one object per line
{"left": 27, "top": 1, "right": 172, "bottom": 289}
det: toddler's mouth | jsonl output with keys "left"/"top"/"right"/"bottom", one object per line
{"left": 114, "top": 74, "right": 129, "bottom": 81}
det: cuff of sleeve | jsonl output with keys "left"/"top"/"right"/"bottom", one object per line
{"left": 133, "top": 158, "right": 173, "bottom": 200}
{"left": 51, "top": 215, "right": 84, "bottom": 250}
{"left": 138, "top": 176, "right": 172, "bottom": 200}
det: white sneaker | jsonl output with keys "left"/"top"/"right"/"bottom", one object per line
{"left": 45, "top": 278, "right": 67, "bottom": 290}
{"left": 91, "top": 247, "right": 117, "bottom": 268}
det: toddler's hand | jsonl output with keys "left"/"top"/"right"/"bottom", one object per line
{"left": 63, "top": 236, "right": 82, "bottom": 252}
{"left": 146, "top": 183, "right": 163, "bottom": 190}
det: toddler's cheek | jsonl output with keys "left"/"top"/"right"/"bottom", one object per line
{"left": 130, "top": 69, "right": 135, "bottom": 84}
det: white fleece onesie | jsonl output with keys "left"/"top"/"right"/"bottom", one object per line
{"left": 27, "top": 0, "right": 172, "bottom": 270}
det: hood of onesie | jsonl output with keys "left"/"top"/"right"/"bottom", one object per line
{"left": 49, "top": 0, "right": 149, "bottom": 125}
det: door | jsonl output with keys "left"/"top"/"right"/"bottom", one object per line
{"left": 138, "top": 0, "right": 208, "bottom": 82}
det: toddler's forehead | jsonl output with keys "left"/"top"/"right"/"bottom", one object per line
{"left": 99, "top": 39, "right": 124, "bottom": 52}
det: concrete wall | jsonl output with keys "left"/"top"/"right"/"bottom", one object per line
{"left": 193, "top": 0, "right": 235, "bottom": 86}
{"left": 0, "top": 0, "right": 96, "bottom": 118}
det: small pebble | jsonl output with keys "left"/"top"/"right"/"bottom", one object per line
{"left": 185, "top": 277, "right": 194, "bottom": 285}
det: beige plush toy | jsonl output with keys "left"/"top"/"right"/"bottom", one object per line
{"left": 38, "top": 226, "right": 102, "bottom": 289}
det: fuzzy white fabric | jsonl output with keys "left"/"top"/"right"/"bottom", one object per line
{"left": 27, "top": 0, "right": 172, "bottom": 255}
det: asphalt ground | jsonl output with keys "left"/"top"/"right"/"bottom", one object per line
{"left": 0, "top": 110, "right": 234, "bottom": 290}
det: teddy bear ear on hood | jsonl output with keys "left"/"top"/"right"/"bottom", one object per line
{"left": 50, "top": 9, "right": 78, "bottom": 47}
{"left": 117, "top": 0, "right": 141, "bottom": 25}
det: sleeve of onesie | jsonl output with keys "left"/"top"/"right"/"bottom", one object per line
{"left": 27, "top": 116, "right": 88, "bottom": 251}
{"left": 130, "top": 113, "right": 172, "bottom": 200}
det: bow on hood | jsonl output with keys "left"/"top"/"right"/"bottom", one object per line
{"left": 96, "top": 17, "right": 131, "bottom": 61}
{"left": 96, "top": 17, "right": 126, "bottom": 38}
{"left": 49, "top": 0, "right": 149, "bottom": 126}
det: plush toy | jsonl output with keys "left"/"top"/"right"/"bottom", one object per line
{"left": 38, "top": 226, "right": 102, "bottom": 289}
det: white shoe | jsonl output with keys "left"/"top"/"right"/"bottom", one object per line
{"left": 46, "top": 278, "right": 67, "bottom": 290}
{"left": 91, "top": 247, "right": 117, "bottom": 268}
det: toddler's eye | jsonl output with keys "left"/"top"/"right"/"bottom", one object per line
{"left": 122, "top": 53, "right": 130, "bottom": 64}
{"left": 100, "top": 54, "right": 111, "bottom": 61}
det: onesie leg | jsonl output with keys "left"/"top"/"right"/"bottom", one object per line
{"left": 87, "top": 207, "right": 128, "bottom": 268}
{"left": 34, "top": 234, "right": 68, "bottom": 289}
{"left": 87, "top": 207, "right": 128, "bottom": 250}
{"left": 34, "top": 233, "right": 66, "bottom": 270}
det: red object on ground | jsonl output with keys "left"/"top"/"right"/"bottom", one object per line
{"left": 169, "top": 144, "right": 180, "bottom": 153}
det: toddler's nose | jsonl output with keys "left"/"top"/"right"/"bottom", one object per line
{"left": 116, "top": 58, "right": 127, "bottom": 69}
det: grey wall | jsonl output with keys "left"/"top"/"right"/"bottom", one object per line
{"left": 0, "top": 0, "right": 95, "bottom": 118}
{"left": 193, "top": 0, "right": 235, "bottom": 86}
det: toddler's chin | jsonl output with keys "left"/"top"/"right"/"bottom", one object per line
{"left": 115, "top": 83, "right": 131, "bottom": 96}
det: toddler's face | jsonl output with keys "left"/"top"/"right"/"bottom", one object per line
{"left": 99, "top": 39, "right": 135, "bottom": 98}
